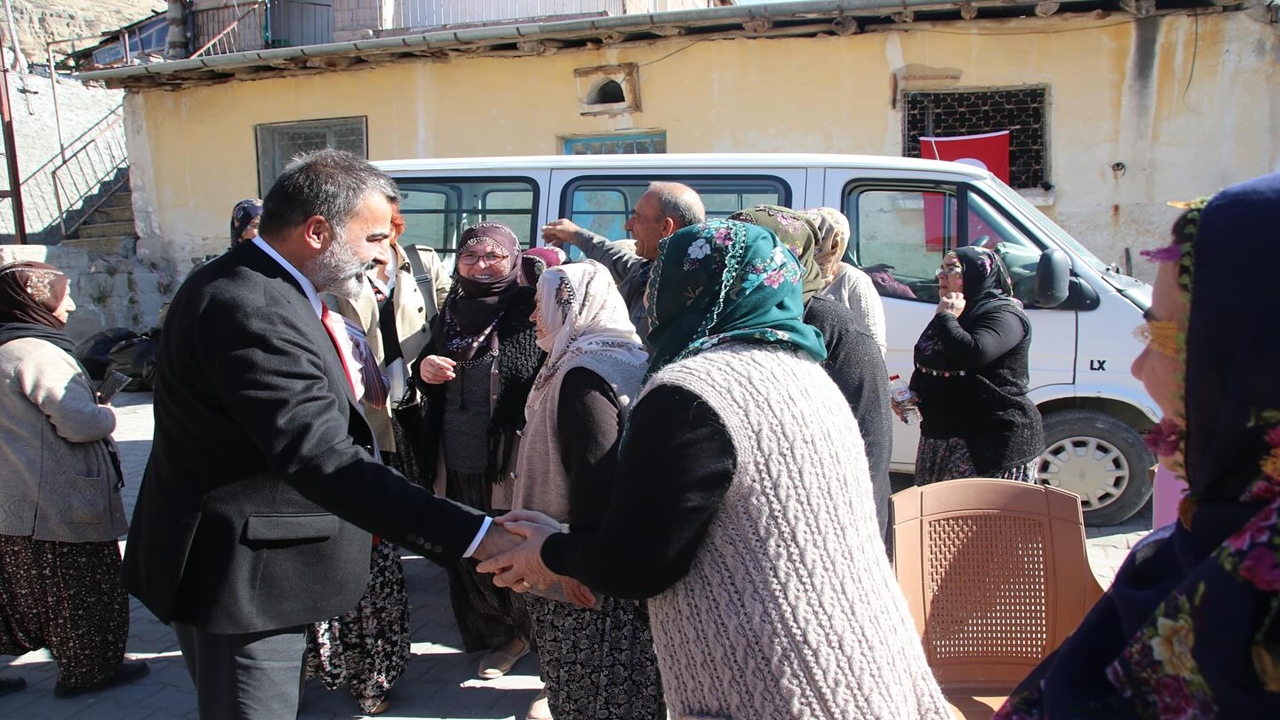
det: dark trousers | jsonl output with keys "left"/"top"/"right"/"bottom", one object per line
{"left": 173, "top": 622, "right": 307, "bottom": 720}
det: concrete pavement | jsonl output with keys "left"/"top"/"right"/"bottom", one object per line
{"left": 0, "top": 392, "right": 1152, "bottom": 720}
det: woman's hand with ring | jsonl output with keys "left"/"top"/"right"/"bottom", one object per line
{"left": 476, "top": 521, "right": 559, "bottom": 591}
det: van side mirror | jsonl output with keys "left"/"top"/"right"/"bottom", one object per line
{"left": 1033, "top": 248, "right": 1071, "bottom": 308}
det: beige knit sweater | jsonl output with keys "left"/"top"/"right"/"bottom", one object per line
{"left": 643, "top": 344, "right": 949, "bottom": 720}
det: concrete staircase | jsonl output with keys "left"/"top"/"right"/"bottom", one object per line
{"left": 61, "top": 167, "right": 137, "bottom": 257}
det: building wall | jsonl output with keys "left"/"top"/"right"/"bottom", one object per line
{"left": 124, "top": 12, "right": 1279, "bottom": 279}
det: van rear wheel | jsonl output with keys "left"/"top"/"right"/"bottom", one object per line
{"left": 1037, "top": 409, "right": 1154, "bottom": 526}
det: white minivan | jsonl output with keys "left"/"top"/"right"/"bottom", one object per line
{"left": 376, "top": 153, "right": 1158, "bottom": 525}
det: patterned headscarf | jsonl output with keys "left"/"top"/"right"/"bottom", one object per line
{"left": 526, "top": 260, "right": 648, "bottom": 414}
{"left": 518, "top": 247, "right": 564, "bottom": 287}
{"left": 805, "top": 207, "right": 851, "bottom": 285}
{"left": 645, "top": 219, "right": 826, "bottom": 377}
{"left": 230, "top": 198, "right": 263, "bottom": 248}
{"left": 728, "top": 205, "right": 826, "bottom": 302}
{"left": 0, "top": 261, "right": 70, "bottom": 330}
{"left": 438, "top": 222, "right": 521, "bottom": 363}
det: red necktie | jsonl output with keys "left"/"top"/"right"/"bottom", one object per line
{"left": 320, "top": 304, "right": 362, "bottom": 399}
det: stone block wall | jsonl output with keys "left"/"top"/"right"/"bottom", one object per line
{"left": 0, "top": 243, "right": 174, "bottom": 342}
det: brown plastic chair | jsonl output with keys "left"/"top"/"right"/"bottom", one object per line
{"left": 892, "top": 478, "right": 1106, "bottom": 709}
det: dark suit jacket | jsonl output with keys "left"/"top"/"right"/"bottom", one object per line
{"left": 122, "top": 241, "right": 485, "bottom": 634}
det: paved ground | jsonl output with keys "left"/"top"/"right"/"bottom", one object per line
{"left": 0, "top": 393, "right": 1152, "bottom": 720}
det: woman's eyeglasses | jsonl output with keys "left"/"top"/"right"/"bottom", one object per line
{"left": 936, "top": 265, "right": 963, "bottom": 277}
{"left": 458, "top": 252, "right": 509, "bottom": 266}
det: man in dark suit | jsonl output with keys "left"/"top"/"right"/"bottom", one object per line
{"left": 122, "top": 150, "right": 518, "bottom": 719}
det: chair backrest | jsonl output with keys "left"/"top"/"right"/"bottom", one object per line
{"left": 892, "top": 479, "right": 1105, "bottom": 695}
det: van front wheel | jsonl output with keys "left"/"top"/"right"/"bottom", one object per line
{"left": 1036, "top": 409, "right": 1154, "bottom": 526}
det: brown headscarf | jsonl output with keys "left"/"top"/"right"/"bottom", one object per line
{"left": 0, "top": 261, "right": 70, "bottom": 330}
{"left": 805, "top": 207, "right": 851, "bottom": 285}
{"left": 437, "top": 222, "right": 522, "bottom": 362}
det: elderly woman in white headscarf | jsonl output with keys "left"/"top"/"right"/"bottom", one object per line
{"left": 511, "top": 260, "right": 663, "bottom": 720}
{"left": 807, "top": 207, "right": 887, "bottom": 358}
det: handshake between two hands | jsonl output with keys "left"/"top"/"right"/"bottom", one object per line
{"left": 473, "top": 510, "right": 598, "bottom": 610}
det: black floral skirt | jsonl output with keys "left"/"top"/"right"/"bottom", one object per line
{"left": 305, "top": 538, "right": 411, "bottom": 713}
{"left": 0, "top": 534, "right": 129, "bottom": 687}
{"left": 525, "top": 594, "right": 665, "bottom": 720}
{"left": 914, "top": 436, "right": 1039, "bottom": 487}
{"left": 445, "top": 468, "right": 531, "bottom": 653}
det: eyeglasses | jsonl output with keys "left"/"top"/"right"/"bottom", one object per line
{"left": 936, "top": 264, "right": 963, "bottom": 277}
{"left": 458, "top": 252, "right": 509, "bottom": 266}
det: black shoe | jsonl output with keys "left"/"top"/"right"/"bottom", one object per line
{"left": 0, "top": 676, "right": 26, "bottom": 697}
{"left": 53, "top": 659, "right": 149, "bottom": 699}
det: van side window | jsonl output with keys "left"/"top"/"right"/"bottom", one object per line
{"left": 394, "top": 178, "right": 538, "bottom": 257}
{"left": 846, "top": 187, "right": 955, "bottom": 304}
{"left": 964, "top": 192, "right": 1044, "bottom": 305}
{"left": 845, "top": 185, "right": 1046, "bottom": 306}
{"left": 563, "top": 177, "right": 790, "bottom": 241}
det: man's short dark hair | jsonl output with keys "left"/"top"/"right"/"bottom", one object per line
{"left": 258, "top": 149, "right": 398, "bottom": 238}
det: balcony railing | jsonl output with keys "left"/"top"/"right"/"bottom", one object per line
{"left": 394, "top": 0, "right": 628, "bottom": 32}
{"left": 192, "top": 1, "right": 332, "bottom": 57}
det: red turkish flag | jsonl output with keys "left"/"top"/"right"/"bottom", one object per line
{"left": 919, "top": 130, "right": 1011, "bottom": 185}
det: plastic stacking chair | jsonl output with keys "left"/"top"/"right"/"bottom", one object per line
{"left": 892, "top": 479, "right": 1107, "bottom": 718}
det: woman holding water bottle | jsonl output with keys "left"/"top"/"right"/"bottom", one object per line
{"left": 896, "top": 246, "right": 1043, "bottom": 486}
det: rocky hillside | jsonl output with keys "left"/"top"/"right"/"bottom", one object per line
{"left": 3, "top": 0, "right": 165, "bottom": 65}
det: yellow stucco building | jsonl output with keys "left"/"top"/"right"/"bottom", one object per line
{"left": 83, "top": 1, "right": 1279, "bottom": 277}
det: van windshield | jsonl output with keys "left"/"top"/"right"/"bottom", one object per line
{"left": 988, "top": 179, "right": 1111, "bottom": 277}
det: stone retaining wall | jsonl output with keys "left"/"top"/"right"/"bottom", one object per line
{"left": 0, "top": 243, "right": 173, "bottom": 342}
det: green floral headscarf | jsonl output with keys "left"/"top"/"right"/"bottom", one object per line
{"left": 728, "top": 205, "right": 826, "bottom": 302}
{"left": 645, "top": 219, "right": 827, "bottom": 377}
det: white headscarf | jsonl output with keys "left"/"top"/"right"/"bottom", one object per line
{"left": 526, "top": 260, "right": 649, "bottom": 414}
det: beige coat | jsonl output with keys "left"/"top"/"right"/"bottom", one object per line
{"left": 0, "top": 337, "right": 127, "bottom": 542}
{"left": 331, "top": 243, "right": 448, "bottom": 452}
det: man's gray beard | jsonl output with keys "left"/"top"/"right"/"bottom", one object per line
{"left": 305, "top": 230, "right": 367, "bottom": 300}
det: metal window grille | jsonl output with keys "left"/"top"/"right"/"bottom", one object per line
{"left": 902, "top": 87, "right": 1048, "bottom": 190}
{"left": 255, "top": 117, "right": 367, "bottom": 196}
{"left": 562, "top": 132, "right": 666, "bottom": 155}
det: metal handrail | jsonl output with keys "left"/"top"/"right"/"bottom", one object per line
{"left": 192, "top": 2, "right": 265, "bottom": 58}
{"left": 52, "top": 109, "right": 129, "bottom": 240}
{"left": 21, "top": 103, "right": 123, "bottom": 186}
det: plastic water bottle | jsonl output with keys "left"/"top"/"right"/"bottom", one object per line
{"left": 889, "top": 375, "right": 920, "bottom": 426}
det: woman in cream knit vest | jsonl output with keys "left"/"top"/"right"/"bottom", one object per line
{"left": 481, "top": 221, "right": 950, "bottom": 720}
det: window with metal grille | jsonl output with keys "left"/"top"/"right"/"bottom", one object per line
{"left": 255, "top": 117, "right": 367, "bottom": 197}
{"left": 562, "top": 132, "right": 666, "bottom": 155}
{"left": 902, "top": 87, "right": 1048, "bottom": 190}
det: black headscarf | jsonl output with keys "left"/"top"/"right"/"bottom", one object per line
{"left": 914, "top": 245, "right": 1022, "bottom": 372}
{"left": 0, "top": 261, "right": 75, "bottom": 354}
{"left": 436, "top": 222, "right": 522, "bottom": 363}
{"left": 1182, "top": 174, "right": 1280, "bottom": 504}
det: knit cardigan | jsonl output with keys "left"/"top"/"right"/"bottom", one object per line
{"left": 0, "top": 337, "right": 127, "bottom": 542}
{"left": 641, "top": 344, "right": 950, "bottom": 720}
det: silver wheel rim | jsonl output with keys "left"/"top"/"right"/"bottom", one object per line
{"left": 1037, "top": 436, "right": 1130, "bottom": 512}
